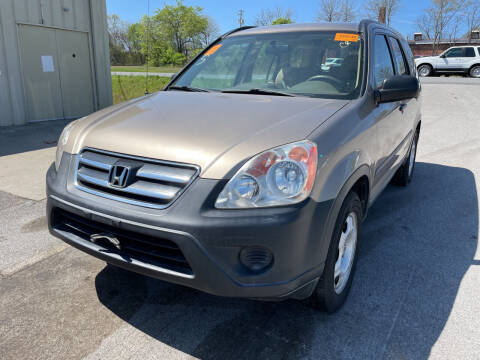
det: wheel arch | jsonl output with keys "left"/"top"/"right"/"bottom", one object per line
{"left": 417, "top": 62, "right": 433, "bottom": 70}
{"left": 332, "top": 166, "right": 371, "bottom": 221}
{"left": 417, "top": 62, "right": 433, "bottom": 67}
{"left": 468, "top": 63, "right": 480, "bottom": 73}
{"left": 314, "top": 164, "right": 371, "bottom": 265}
{"left": 350, "top": 175, "right": 370, "bottom": 219}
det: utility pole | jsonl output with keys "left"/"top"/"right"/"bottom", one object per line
{"left": 238, "top": 9, "right": 245, "bottom": 27}
{"left": 378, "top": 6, "right": 386, "bottom": 24}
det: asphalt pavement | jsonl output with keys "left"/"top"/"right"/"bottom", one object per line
{"left": 0, "top": 77, "right": 479, "bottom": 360}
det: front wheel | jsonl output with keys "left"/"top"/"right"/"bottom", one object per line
{"left": 417, "top": 64, "right": 432, "bottom": 77}
{"left": 469, "top": 65, "right": 480, "bottom": 78}
{"left": 306, "top": 192, "right": 363, "bottom": 313}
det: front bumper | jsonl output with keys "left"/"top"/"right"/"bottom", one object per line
{"left": 46, "top": 153, "right": 333, "bottom": 299}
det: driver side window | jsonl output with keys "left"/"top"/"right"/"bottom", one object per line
{"left": 374, "top": 35, "right": 395, "bottom": 88}
{"left": 444, "top": 48, "right": 462, "bottom": 58}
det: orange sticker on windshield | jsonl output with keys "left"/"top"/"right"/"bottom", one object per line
{"left": 334, "top": 33, "right": 359, "bottom": 42}
{"left": 205, "top": 44, "right": 222, "bottom": 55}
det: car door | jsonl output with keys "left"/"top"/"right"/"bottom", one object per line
{"left": 438, "top": 47, "right": 463, "bottom": 70}
{"left": 371, "top": 33, "right": 406, "bottom": 193}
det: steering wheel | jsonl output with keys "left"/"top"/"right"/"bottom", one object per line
{"left": 306, "top": 75, "right": 343, "bottom": 88}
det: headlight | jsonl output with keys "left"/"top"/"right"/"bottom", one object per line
{"left": 55, "top": 120, "right": 79, "bottom": 171}
{"left": 215, "top": 140, "right": 318, "bottom": 208}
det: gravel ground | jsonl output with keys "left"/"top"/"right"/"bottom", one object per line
{"left": 0, "top": 78, "right": 479, "bottom": 360}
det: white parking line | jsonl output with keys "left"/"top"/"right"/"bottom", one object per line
{"left": 0, "top": 244, "right": 67, "bottom": 276}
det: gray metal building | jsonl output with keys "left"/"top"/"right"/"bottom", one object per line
{"left": 0, "top": 0, "right": 112, "bottom": 127}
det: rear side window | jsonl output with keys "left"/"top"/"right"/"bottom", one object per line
{"left": 374, "top": 35, "right": 395, "bottom": 88}
{"left": 464, "top": 47, "right": 475, "bottom": 57}
{"left": 388, "top": 37, "right": 409, "bottom": 75}
{"left": 478, "top": 47, "right": 480, "bottom": 56}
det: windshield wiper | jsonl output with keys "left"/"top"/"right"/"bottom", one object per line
{"left": 168, "top": 85, "right": 209, "bottom": 92}
{"left": 221, "top": 88, "right": 295, "bottom": 97}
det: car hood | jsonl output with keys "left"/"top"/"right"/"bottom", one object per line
{"left": 68, "top": 91, "right": 348, "bottom": 179}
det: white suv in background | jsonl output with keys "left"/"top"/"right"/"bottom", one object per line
{"left": 415, "top": 46, "right": 480, "bottom": 78}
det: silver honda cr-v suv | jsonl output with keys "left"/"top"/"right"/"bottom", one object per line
{"left": 47, "top": 20, "right": 421, "bottom": 313}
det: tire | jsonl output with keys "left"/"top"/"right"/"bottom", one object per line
{"left": 417, "top": 64, "right": 432, "bottom": 77}
{"left": 306, "top": 192, "right": 363, "bottom": 313}
{"left": 469, "top": 65, "right": 480, "bottom": 78}
{"left": 391, "top": 130, "right": 419, "bottom": 186}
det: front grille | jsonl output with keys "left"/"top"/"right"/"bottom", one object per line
{"left": 74, "top": 148, "right": 199, "bottom": 209}
{"left": 52, "top": 208, "right": 193, "bottom": 275}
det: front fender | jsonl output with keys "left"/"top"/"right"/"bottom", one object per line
{"left": 316, "top": 151, "right": 366, "bottom": 203}
{"left": 312, "top": 153, "right": 372, "bottom": 265}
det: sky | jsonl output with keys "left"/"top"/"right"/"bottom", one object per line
{"left": 106, "top": 0, "right": 433, "bottom": 39}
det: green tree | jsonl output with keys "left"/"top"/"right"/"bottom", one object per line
{"left": 108, "top": 14, "right": 145, "bottom": 65}
{"left": 255, "top": 7, "right": 294, "bottom": 26}
{"left": 127, "top": 23, "right": 143, "bottom": 54}
{"left": 128, "top": 1, "right": 217, "bottom": 66}
{"left": 271, "top": 17, "right": 294, "bottom": 25}
{"left": 153, "top": 0, "right": 208, "bottom": 58}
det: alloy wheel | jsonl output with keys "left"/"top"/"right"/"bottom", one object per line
{"left": 408, "top": 139, "right": 417, "bottom": 177}
{"left": 334, "top": 212, "right": 358, "bottom": 294}
{"left": 418, "top": 65, "right": 431, "bottom": 77}
{"left": 471, "top": 66, "right": 480, "bottom": 78}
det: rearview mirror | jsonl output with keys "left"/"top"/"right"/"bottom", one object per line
{"left": 375, "top": 75, "right": 419, "bottom": 104}
{"left": 265, "top": 42, "right": 290, "bottom": 55}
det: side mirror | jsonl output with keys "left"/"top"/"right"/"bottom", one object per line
{"left": 439, "top": 54, "right": 445, "bottom": 58}
{"left": 266, "top": 43, "right": 289, "bottom": 55}
{"left": 374, "top": 75, "right": 419, "bottom": 104}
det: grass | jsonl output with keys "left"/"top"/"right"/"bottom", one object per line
{"left": 111, "top": 75, "right": 171, "bottom": 104}
{"left": 111, "top": 65, "right": 182, "bottom": 73}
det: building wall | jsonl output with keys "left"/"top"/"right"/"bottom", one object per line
{"left": 409, "top": 43, "right": 453, "bottom": 57}
{"left": 0, "top": 0, "right": 112, "bottom": 126}
{"left": 409, "top": 41, "right": 480, "bottom": 56}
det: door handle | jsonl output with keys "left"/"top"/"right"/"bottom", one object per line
{"left": 399, "top": 103, "right": 407, "bottom": 113}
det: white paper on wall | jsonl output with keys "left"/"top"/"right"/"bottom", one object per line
{"left": 41, "top": 56, "right": 54, "bottom": 72}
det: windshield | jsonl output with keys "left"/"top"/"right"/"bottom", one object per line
{"left": 171, "top": 31, "right": 364, "bottom": 99}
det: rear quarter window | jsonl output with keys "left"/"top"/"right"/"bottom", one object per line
{"left": 400, "top": 38, "right": 416, "bottom": 74}
{"left": 389, "top": 37, "right": 409, "bottom": 75}
{"left": 464, "top": 47, "right": 475, "bottom": 57}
